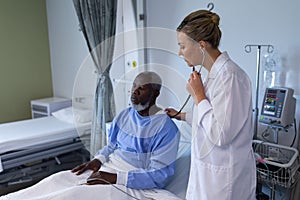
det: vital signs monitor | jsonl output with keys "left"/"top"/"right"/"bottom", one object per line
{"left": 259, "top": 87, "right": 296, "bottom": 127}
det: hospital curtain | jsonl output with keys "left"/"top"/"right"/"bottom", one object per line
{"left": 73, "top": 0, "right": 117, "bottom": 156}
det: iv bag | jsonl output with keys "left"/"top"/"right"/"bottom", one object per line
{"left": 262, "top": 52, "right": 285, "bottom": 88}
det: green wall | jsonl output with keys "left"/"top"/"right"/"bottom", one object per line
{"left": 0, "top": 0, "right": 53, "bottom": 123}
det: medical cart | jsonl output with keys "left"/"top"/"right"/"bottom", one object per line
{"left": 253, "top": 140, "right": 300, "bottom": 199}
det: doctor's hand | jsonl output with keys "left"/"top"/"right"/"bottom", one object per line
{"left": 165, "top": 108, "right": 185, "bottom": 121}
{"left": 71, "top": 159, "right": 102, "bottom": 175}
{"left": 86, "top": 171, "right": 117, "bottom": 185}
{"left": 187, "top": 71, "right": 206, "bottom": 104}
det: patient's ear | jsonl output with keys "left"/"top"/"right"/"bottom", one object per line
{"left": 154, "top": 90, "right": 160, "bottom": 98}
{"left": 150, "top": 90, "right": 160, "bottom": 105}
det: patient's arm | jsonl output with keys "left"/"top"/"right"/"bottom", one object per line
{"left": 119, "top": 119, "right": 180, "bottom": 190}
{"left": 71, "top": 159, "right": 102, "bottom": 175}
{"left": 124, "top": 136, "right": 179, "bottom": 189}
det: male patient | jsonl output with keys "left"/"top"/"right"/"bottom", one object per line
{"left": 1, "top": 71, "right": 181, "bottom": 200}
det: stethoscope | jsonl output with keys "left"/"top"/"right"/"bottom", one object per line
{"left": 171, "top": 48, "right": 205, "bottom": 118}
{"left": 171, "top": 65, "right": 203, "bottom": 118}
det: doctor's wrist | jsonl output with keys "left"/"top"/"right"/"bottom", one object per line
{"left": 195, "top": 95, "right": 206, "bottom": 105}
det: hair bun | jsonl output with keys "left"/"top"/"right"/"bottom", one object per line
{"left": 177, "top": 9, "right": 222, "bottom": 48}
{"left": 210, "top": 13, "right": 220, "bottom": 26}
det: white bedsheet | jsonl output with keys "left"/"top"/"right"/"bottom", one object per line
{"left": 0, "top": 116, "right": 91, "bottom": 154}
{"left": 0, "top": 154, "right": 182, "bottom": 200}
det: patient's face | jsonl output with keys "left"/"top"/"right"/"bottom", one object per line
{"left": 131, "top": 75, "right": 154, "bottom": 111}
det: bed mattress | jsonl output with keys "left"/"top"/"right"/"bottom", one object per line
{"left": 0, "top": 116, "right": 91, "bottom": 154}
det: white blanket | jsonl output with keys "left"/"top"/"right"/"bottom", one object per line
{"left": 0, "top": 154, "right": 182, "bottom": 200}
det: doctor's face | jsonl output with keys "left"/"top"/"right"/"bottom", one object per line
{"left": 177, "top": 31, "right": 203, "bottom": 67}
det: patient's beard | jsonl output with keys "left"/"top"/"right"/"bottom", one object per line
{"left": 131, "top": 101, "right": 150, "bottom": 112}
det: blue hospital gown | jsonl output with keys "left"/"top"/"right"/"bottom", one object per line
{"left": 94, "top": 107, "right": 180, "bottom": 190}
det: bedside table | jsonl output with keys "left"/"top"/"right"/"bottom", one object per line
{"left": 30, "top": 97, "right": 72, "bottom": 119}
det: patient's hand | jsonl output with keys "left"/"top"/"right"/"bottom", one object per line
{"left": 86, "top": 171, "right": 117, "bottom": 185}
{"left": 71, "top": 159, "right": 101, "bottom": 175}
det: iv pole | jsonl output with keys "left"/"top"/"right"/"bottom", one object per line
{"left": 245, "top": 44, "right": 274, "bottom": 139}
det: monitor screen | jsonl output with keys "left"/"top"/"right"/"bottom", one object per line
{"left": 261, "top": 88, "right": 286, "bottom": 118}
{"left": 259, "top": 87, "right": 295, "bottom": 127}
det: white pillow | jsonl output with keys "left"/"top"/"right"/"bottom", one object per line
{"left": 73, "top": 107, "right": 93, "bottom": 123}
{"left": 52, "top": 107, "right": 92, "bottom": 124}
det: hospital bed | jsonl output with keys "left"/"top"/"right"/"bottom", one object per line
{"left": 0, "top": 108, "right": 92, "bottom": 195}
{"left": 0, "top": 109, "right": 192, "bottom": 199}
{"left": 162, "top": 121, "right": 192, "bottom": 199}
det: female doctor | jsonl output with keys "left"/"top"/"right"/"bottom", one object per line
{"left": 165, "top": 10, "right": 256, "bottom": 200}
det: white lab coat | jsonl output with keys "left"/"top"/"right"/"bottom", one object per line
{"left": 185, "top": 52, "right": 256, "bottom": 200}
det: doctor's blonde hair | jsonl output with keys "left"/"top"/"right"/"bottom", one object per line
{"left": 177, "top": 10, "right": 222, "bottom": 49}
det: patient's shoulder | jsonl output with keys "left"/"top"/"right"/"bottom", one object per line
{"left": 114, "top": 107, "right": 131, "bottom": 118}
{"left": 154, "top": 114, "right": 179, "bottom": 134}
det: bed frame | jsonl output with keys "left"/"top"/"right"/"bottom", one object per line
{"left": 0, "top": 136, "right": 90, "bottom": 195}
